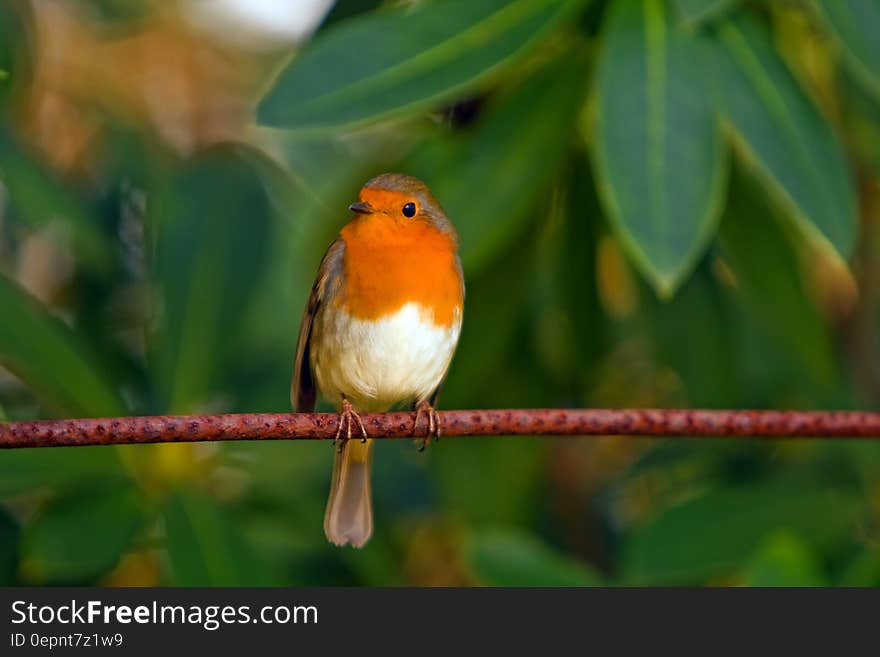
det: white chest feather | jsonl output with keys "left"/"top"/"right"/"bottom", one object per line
{"left": 311, "top": 303, "right": 461, "bottom": 412}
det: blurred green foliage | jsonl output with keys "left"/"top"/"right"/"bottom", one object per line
{"left": 0, "top": 0, "right": 879, "bottom": 587}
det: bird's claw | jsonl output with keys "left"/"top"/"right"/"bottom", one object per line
{"left": 335, "top": 399, "right": 367, "bottom": 451}
{"left": 413, "top": 400, "right": 441, "bottom": 451}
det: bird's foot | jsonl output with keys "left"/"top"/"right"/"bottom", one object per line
{"left": 413, "top": 400, "right": 441, "bottom": 451}
{"left": 335, "top": 399, "right": 368, "bottom": 452}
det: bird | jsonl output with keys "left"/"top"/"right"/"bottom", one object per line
{"left": 291, "top": 173, "right": 465, "bottom": 548}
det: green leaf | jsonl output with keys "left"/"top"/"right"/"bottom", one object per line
{"left": 258, "top": 0, "right": 584, "bottom": 131}
{"left": 0, "top": 507, "right": 20, "bottom": 585}
{"left": 151, "top": 144, "right": 272, "bottom": 412}
{"left": 439, "top": 225, "right": 536, "bottom": 408}
{"left": 838, "top": 548, "right": 880, "bottom": 586}
{"left": 164, "top": 489, "right": 268, "bottom": 585}
{"left": 671, "top": 0, "right": 737, "bottom": 25}
{"left": 718, "top": 167, "right": 836, "bottom": 385}
{"left": 643, "top": 264, "right": 741, "bottom": 406}
{"left": 742, "top": 533, "right": 826, "bottom": 586}
{"left": 0, "top": 274, "right": 126, "bottom": 416}
{"left": 0, "top": 127, "right": 111, "bottom": 270}
{"left": 431, "top": 438, "right": 544, "bottom": 526}
{"left": 321, "top": 0, "right": 384, "bottom": 28}
{"left": 622, "top": 478, "right": 862, "bottom": 584}
{"left": 408, "top": 51, "right": 588, "bottom": 273}
{"left": 0, "top": 448, "right": 120, "bottom": 497}
{"left": 840, "top": 67, "right": 880, "bottom": 174}
{"left": 468, "top": 528, "right": 603, "bottom": 586}
{"left": 534, "top": 158, "right": 607, "bottom": 384}
{"left": 594, "top": 0, "right": 727, "bottom": 297}
{"left": 0, "top": 2, "right": 31, "bottom": 108}
{"left": 814, "top": 0, "right": 880, "bottom": 103}
{"left": 21, "top": 483, "right": 145, "bottom": 583}
{"left": 712, "top": 14, "right": 857, "bottom": 260}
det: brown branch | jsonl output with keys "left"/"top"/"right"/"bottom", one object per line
{"left": 2, "top": 409, "right": 880, "bottom": 448}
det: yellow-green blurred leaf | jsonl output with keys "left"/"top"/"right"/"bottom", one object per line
{"left": 0, "top": 2, "right": 30, "bottom": 108}
{"left": 440, "top": 225, "right": 536, "bottom": 408}
{"left": 164, "top": 489, "right": 269, "bottom": 585}
{"left": 0, "top": 448, "right": 120, "bottom": 496}
{"left": 151, "top": 145, "right": 272, "bottom": 412}
{"left": 643, "top": 265, "right": 741, "bottom": 406}
{"left": 0, "top": 128, "right": 111, "bottom": 270}
{"left": 719, "top": 168, "right": 836, "bottom": 385}
{"left": 21, "top": 484, "right": 145, "bottom": 583}
{"left": 742, "top": 533, "right": 826, "bottom": 586}
{"left": 0, "top": 274, "right": 126, "bottom": 416}
{"left": 536, "top": 158, "right": 607, "bottom": 383}
{"left": 430, "top": 438, "right": 544, "bottom": 526}
{"left": 468, "top": 528, "right": 603, "bottom": 586}
{"left": 0, "top": 508, "right": 19, "bottom": 584}
{"left": 838, "top": 547, "right": 880, "bottom": 586}
{"left": 622, "top": 478, "right": 861, "bottom": 584}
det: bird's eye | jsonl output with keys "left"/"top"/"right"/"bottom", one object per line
{"left": 402, "top": 202, "right": 416, "bottom": 218}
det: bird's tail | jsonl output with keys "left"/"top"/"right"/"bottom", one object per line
{"left": 324, "top": 438, "right": 373, "bottom": 548}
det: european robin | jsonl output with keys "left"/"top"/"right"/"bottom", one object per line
{"left": 292, "top": 173, "right": 465, "bottom": 548}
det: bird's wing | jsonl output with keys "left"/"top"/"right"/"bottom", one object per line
{"left": 291, "top": 238, "right": 346, "bottom": 412}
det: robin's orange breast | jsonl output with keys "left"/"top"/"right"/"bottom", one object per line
{"left": 334, "top": 213, "right": 463, "bottom": 327}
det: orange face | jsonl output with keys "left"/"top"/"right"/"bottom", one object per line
{"left": 357, "top": 187, "right": 421, "bottom": 221}
{"left": 336, "top": 187, "right": 463, "bottom": 327}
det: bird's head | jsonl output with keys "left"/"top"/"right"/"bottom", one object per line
{"left": 348, "top": 173, "right": 457, "bottom": 239}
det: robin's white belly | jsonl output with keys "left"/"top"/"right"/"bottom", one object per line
{"left": 311, "top": 302, "right": 462, "bottom": 412}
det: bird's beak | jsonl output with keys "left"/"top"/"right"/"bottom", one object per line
{"left": 349, "top": 201, "right": 373, "bottom": 214}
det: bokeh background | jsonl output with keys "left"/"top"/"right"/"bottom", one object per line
{"left": 1, "top": 0, "right": 879, "bottom": 586}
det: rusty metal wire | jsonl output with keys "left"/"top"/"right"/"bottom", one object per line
{"left": 2, "top": 409, "right": 880, "bottom": 448}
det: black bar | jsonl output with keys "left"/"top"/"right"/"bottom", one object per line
{"left": 1, "top": 587, "right": 878, "bottom": 653}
